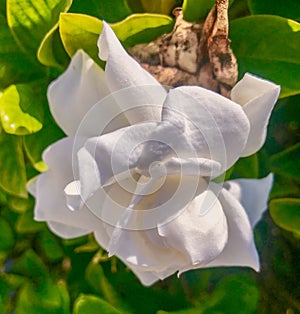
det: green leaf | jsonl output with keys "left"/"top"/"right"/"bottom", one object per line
{"left": 195, "top": 274, "right": 259, "bottom": 314}
{"left": 0, "top": 217, "right": 14, "bottom": 252}
{"left": 112, "top": 14, "right": 174, "bottom": 47}
{"left": 59, "top": 13, "right": 103, "bottom": 63}
{"left": 270, "top": 198, "right": 300, "bottom": 235}
{"left": 86, "top": 262, "right": 127, "bottom": 311}
{"left": 0, "top": 13, "right": 41, "bottom": 88}
{"left": 183, "top": 0, "right": 235, "bottom": 22}
{"left": 12, "top": 250, "right": 48, "bottom": 279}
{"left": 182, "top": 0, "right": 215, "bottom": 21}
{"left": 73, "top": 294, "right": 123, "bottom": 314}
{"left": 0, "top": 133, "right": 27, "bottom": 198}
{"left": 70, "top": 0, "right": 132, "bottom": 23}
{"left": 140, "top": 0, "right": 178, "bottom": 14}
{"left": 270, "top": 143, "right": 300, "bottom": 181}
{"left": 24, "top": 109, "right": 65, "bottom": 172}
{"left": 15, "top": 209, "right": 45, "bottom": 234}
{"left": 16, "top": 281, "right": 67, "bottom": 314}
{"left": 0, "top": 84, "right": 44, "bottom": 135}
{"left": 38, "top": 229, "right": 64, "bottom": 262}
{"left": 59, "top": 13, "right": 174, "bottom": 63}
{"left": 7, "top": 0, "right": 73, "bottom": 53}
{"left": 230, "top": 153, "right": 259, "bottom": 179}
{"left": 230, "top": 16, "right": 300, "bottom": 98}
{"left": 38, "top": 25, "right": 70, "bottom": 68}
{"left": 7, "top": 195, "right": 34, "bottom": 214}
{"left": 248, "top": 0, "right": 300, "bottom": 20}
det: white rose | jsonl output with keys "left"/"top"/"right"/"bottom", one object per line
{"left": 28, "top": 22, "right": 280, "bottom": 286}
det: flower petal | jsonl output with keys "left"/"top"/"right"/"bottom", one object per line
{"left": 224, "top": 173, "right": 273, "bottom": 227}
{"left": 34, "top": 138, "right": 102, "bottom": 236}
{"left": 98, "top": 22, "right": 166, "bottom": 124}
{"left": 205, "top": 183, "right": 260, "bottom": 271}
{"left": 47, "top": 221, "right": 89, "bottom": 239}
{"left": 48, "top": 50, "right": 111, "bottom": 136}
{"left": 160, "top": 87, "right": 250, "bottom": 173}
{"left": 158, "top": 181, "right": 228, "bottom": 266}
{"left": 79, "top": 122, "right": 157, "bottom": 194}
{"left": 231, "top": 73, "right": 280, "bottom": 156}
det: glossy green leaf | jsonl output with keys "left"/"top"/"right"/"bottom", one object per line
{"left": 38, "top": 25, "right": 70, "bottom": 68}
{"left": 0, "top": 84, "right": 43, "bottom": 135}
{"left": 270, "top": 198, "right": 300, "bottom": 235}
{"left": 0, "top": 133, "right": 27, "bottom": 198}
{"left": 112, "top": 14, "right": 174, "bottom": 47}
{"left": 7, "top": 0, "right": 73, "bottom": 53}
{"left": 230, "top": 16, "right": 300, "bottom": 98}
{"left": 140, "top": 0, "right": 178, "bottom": 14}
{"left": 248, "top": 0, "right": 300, "bottom": 20}
{"left": 59, "top": 13, "right": 174, "bottom": 64}
{"left": 183, "top": 0, "right": 235, "bottom": 22}
{"left": 15, "top": 209, "right": 45, "bottom": 234}
{"left": 24, "top": 110, "right": 65, "bottom": 172}
{"left": 0, "top": 217, "right": 14, "bottom": 252}
{"left": 270, "top": 143, "right": 300, "bottom": 181}
{"left": 73, "top": 294, "right": 122, "bottom": 314}
{"left": 59, "top": 13, "right": 103, "bottom": 63}
{"left": 70, "top": 0, "right": 132, "bottom": 23}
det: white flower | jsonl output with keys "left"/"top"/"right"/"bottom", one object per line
{"left": 28, "top": 22, "right": 280, "bottom": 286}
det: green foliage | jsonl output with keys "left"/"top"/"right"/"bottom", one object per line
{"left": 6, "top": 0, "right": 72, "bottom": 53}
{"left": 0, "top": 133, "right": 27, "bottom": 197}
{"left": 70, "top": 0, "right": 132, "bottom": 23}
{"left": 270, "top": 198, "right": 300, "bottom": 236}
{"left": 248, "top": 0, "right": 300, "bottom": 20}
{"left": 73, "top": 294, "right": 122, "bottom": 314}
{"left": 182, "top": 0, "right": 235, "bottom": 22}
{"left": 0, "top": 84, "right": 43, "bottom": 135}
{"left": 230, "top": 15, "right": 300, "bottom": 98}
{"left": 182, "top": 0, "right": 215, "bottom": 21}
{"left": 59, "top": 13, "right": 173, "bottom": 65}
{"left": 270, "top": 143, "right": 300, "bottom": 181}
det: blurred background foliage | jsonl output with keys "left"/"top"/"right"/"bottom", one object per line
{"left": 0, "top": 0, "right": 299, "bottom": 313}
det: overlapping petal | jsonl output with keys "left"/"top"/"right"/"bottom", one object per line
{"left": 48, "top": 50, "right": 110, "bottom": 136}
{"left": 205, "top": 183, "right": 260, "bottom": 271}
{"left": 231, "top": 73, "right": 280, "bottom": 156}
{"left": 98, "top": 22, "right": 167, "bottom": 124}
{"left": 32, "top": 138, "right": 102, "bottom": 238}
{"left": 159, "top": 87, "right": 250, "bottom": 173}
{"left": 158, "top": 186, "right": 228, "bottom": 266}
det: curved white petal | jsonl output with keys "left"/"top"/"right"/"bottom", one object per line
{"left": 160, "top": 87, "right": 250, "bottom": 173}
{"left": 47, "top": 221, "right": 89, "bottom": 239}
{"left": 231, "top": 73, "right": 280, "bottom": 156}
{"left": 224, "top": 173, "right": 273, "bottom": 227}
{"left": 98, "top": 22, "right": 166, "bottom": 124}
{"left": 80, "top": 122, "right": 157, "bottom": 192}
{"left": 48, "top": 50, "right": 110, "bottom": 136}
{"left": 158, "top": 186, "right": 228, "bottom": 266}
{"left": 34, "top": 138, "right": 101, "bottom": 234}
{"left": 205, "top": 183, "right": 260, "bottom": 271}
